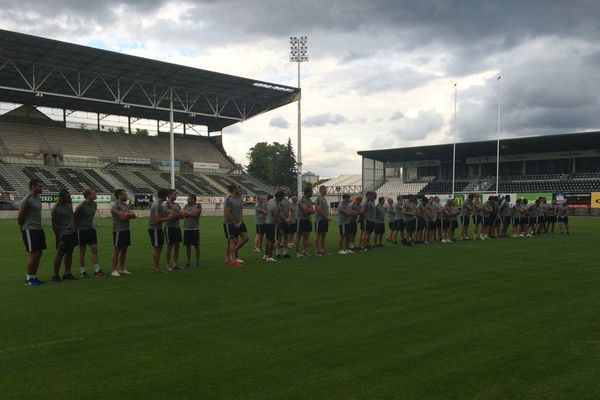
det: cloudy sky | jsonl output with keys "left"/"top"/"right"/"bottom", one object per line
{"left": 1, "top": 0, "right": 600, "bottom": 177}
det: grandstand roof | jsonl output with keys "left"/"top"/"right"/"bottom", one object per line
{"left": 322, "top": 175, "right": 362, "bottom": 187}
{"left": 358, "top": 131, "right": 600, "bottom": 163}
{"left": 0, "top": 29, "right": 300, "bottom": 132}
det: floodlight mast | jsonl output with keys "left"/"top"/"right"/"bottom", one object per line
{"left": 290, "top": 36, "right": 308, "bottom": 196}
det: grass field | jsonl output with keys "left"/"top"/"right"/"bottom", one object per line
{"left": 1, "top": 216, "right": 599, "bottom": 399}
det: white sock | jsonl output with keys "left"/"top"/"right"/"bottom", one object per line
{"left": 80, "top": 267, "right": 86, "bottom": 273}
{"left": 94, "top": 264, "right": 100, "bottom": 272}
{"left": 26, "top": 274, "right": 34, "bottom": 280}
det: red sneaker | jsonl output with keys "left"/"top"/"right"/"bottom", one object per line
{"left": 224, "top": 258, "right": 232, "bottom": 265}
{"left": 230, "top": 261, "right": 243, "bottom": 267}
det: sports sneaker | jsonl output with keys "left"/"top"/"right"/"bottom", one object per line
{"left": 51, "top": 275, "right": 62, "bottom": 282}
{"left": 339, "top": 250, "right": 347, "bottom": 255}
{"left": 62, "top": 273, "right": 77, "bottom": 280}
{"left": 173, "top": 266, "right": 182, "bottom": 271}
{"left": 166, "top": 267, "right": 173, "bottom": 272}
{"left": 235, "top": 258, "right": 245, "bottom": 264}
{"left": 296, "top": 253, "right": 303, "bottom": 258}
{"left": 346, "top": 249, "right": 354, "bottom": 254}
{"left": 265, "top": 257, "right": 277, "bottom": 262}
{"left": 302, "top": 251, "right": 310, "bottom": 257}
{"left": 183, "top": 263, "right": 190, "bottom": 269}
{"left": 94, "top": 270, "right": 107, "bottom": 278}
{"left": 316, "top": 253, "right": 322, "bottom": 257}
{"left": 110, "top": 271, "right": 121, "bottom": 277}
{"left": 283, "top": 254, "right": 291, "bottom": 259}
{"left": 24, "top": 278, "right": 41, "bottom": 286}
{"left": 230, "top": 261, "right": 243, "bottom": 267}
{"left": 81, "top": 271, "right": 89, "bottom": 278}
{"left": 253, "top": 247, "right": 262, "bottom": 252}
{"left": 118, "top": 269, "right": 132, "bottom": 275}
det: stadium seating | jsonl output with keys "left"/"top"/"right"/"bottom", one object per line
{"left": 419, "top": 180, "right": 469, "bottom": 195}
{"left": 375, "top": 178, "right": 428, "bottom": 197}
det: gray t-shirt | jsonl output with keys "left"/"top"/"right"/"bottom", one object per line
{"left": 279, "top": 197, "right": 291, "bottom": 223}
{"left": 148, "top": 201, "right": 166, "bottom": 229}
{"left": 558, "top": 204, "right": 569, "bottom": 217}
{"left": 350, "top": 201, "right": 361, "bottom": 222}
{"left": 75, "top": 201, "right": 97, "bottom": 230}
{"left": 51, "top": 202, "right": 76, "bottom": 235}
{"left": 426, "top": 203, "right": 437, "bottom": 221}
{"left": 297, "top": 196, "right": 314, "bottom": 221}
{"left": 111, "top": 201, "right": 131, "bottom": 232}
{"left": 375, "top": 203, "right": 386, "bottom": 223}
{"left": 461, "top": 199, "right": 473, "bottom": 217}
{"left": 362, "top": 199, "right": 376, "bottom": 222}
{"left": 224, "top": 195, "right": 243, "bottom": 224}
{"left": 386, "top": 204, "right": 396, "bottom": 221}
{"left": 290, "top": 202, "right": 298, "bottom": 223}
{"left": 164, "top": 201, "right": 181, "bottom": 228}
{"left": 394, "top": 202, "right": 403, "bottom": 221}
{"left": 338, "top": 201, "right": 351, "bottom": 225}
{"left": 528, "top": 204, "right": 539, "bottom": 217}
{"left": 315, "top": 196, "right": 329, "bottom": 222}
{"left": 265, "top": 198, "right": 280, "bottom": 225}
{"left": 20, "top": 194, "right": 42, "bottom": 230}
{"left": 403, "top": 201, "right": 416, "bottom": 222}
{"left": 472, "top": 200, "right": 481, "bottom": 216}
{"left": 183, "top": 203, "right": 202, "bottom": 230}
{"left": 254, "top": 202, "right": 267, "bottom": 225}
{"left": 500, "top": 200, "right": 512, "bottom": 217}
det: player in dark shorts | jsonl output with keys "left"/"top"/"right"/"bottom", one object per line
{"left": 425, "top": 196, "right": 437, "bottom": 243}
{"left": 288, "top": 195, "right": 298, "bottom": 248}
{"left": 415, "top": 197, "right": 426, "bottom": 244}
{"left": 314, "top": 185, "right": 332, "bottom": 256}
{"left": 547, "top": 200, "right": 558, "bottom": 233}
{"left": 149, "top": 188, "right": 175, "bottom": 273}
{"left": 359, "top": 191, "right": 376, "bottom": 250}
{"left": 223, "top": 183, "right": 248, "bottom": 266}
{"left": 374, "top": 196, "right": 386, "bottom": 247}
{"left": 471, "top": 194, "right": 483, "bottom": 240}
{"left": 392, "top": 195, "right": 404, "bottom": 244}
{"left": 51, "top": 189, "right": 78, "bottom": 281}
{"left": 337, "top": 194, "right": 353, "bottom": 254}
{"left": 402, "top": 195, "right": 417, "bottom": 245}
{"left": 75, "top": 188, "right": 105, "bottom": 278}
{"left": 460, "top": 193, "right": 473, "bottom": 240}
{"left": 18, "top": 178, "right": 46, "bottom": 286}
{"left": 385, "top": 197, "right": 396, "bottom": 243}
{"left": 557, "top": 200, "right": 570, "bottom": 234}
{"left": 182, "top": 194, "right": 202, "bottom": 268}
{"left": 254, "top": 195, "right": 267, "bottom": 252}
{"left": 277, "top": 187, "right": 293, "bottom": 258}
{"left": 519, "top": 199, "right": 529, "bottom": 237}
{"left": 499, "top": 195, "right": 512, "bottom": 238}
{"left": 111, "top": 189, "right": 136, "bottom": 276}
{"left": 481, "top": 197, "right": 494, "bottom": 240}
{"left": 264, "top": 191, "right": 283, "bottom": 262}
{"left": 527, "top": 199, "right": 540, "bottom": 236}
{"left": 164, "top": 189, "right": 183, "bottom": 271}
{"left": 348, "top": 196, "right": 361, "bottom": 250}
{"left": 511, "top": 198, "right": 522, "bottom": 237}
{"left": 295, "top": 186, "right": 315, "bottom": 257}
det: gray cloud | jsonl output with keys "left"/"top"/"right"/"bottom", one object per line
{"left": 352, "top": 68, "right": 437, "bottom": 95}
{"left": 304, "top": 113, "right": 347, "bottom": 127}
{"left": 390, "top": 109, "right": 445, "bottom": 141}
{"left": 390, "top": 111, "right": 405, "bottom": 121}
{"left": 269, "top": 116, "right": 290, "bottom": 129}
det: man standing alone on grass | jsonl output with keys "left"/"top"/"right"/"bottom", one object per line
{"left": 182, "top": 194, "right": 202, "bottom": 268}
{"left": 51, "top": 189, "right": 78, "bottom": 281}
{"left": 111, "top": 189, "right": 136, "bottom": 276}
{"left": 75, "top": 188, "right": 105, "bottom": 278}
{"left": 18, "top": 178, "right": 46, "bottom": 286}
{"left": 314, "top": 185, "right": 331, "bottom": 256}
{"left": 224, "top": 184, "right": 248, "bottom": 267}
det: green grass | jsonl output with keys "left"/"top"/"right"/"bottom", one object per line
{"left": 1, "top": 216, "right": 599, "bottom": 399}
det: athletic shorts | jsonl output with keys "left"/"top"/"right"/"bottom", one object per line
{"left": 427, "top": 220, "right": 436, "bottom": 231}
{"left": 404, "top": 220, "right": 416, "bottom": 233}
{"left": 165, "top": 226, "right": 182, "bottom": 245}
{"left": 148, "top": 228, "right": 165, "bottom": 248}
{"left": 435, "top": 219, "right": 442, "bottom": 229}
{"left": 538, "top": 216, "right": 546, "bottom": 224}
{"left": 394, "top": 219, "right": 404, "bottom": 232}
{"left": 528, "top": 217, "right": 538, "bottom": 225}
{"left": 388, "top": 222, "right": 395, "bottom": 231}
{"left": 483, "top": 216, "right": 494, "bottom": 226}
{"left": 339, "top": 223, "right": 352, "bottom": 236}
{"left": 287, "top": 221, "right": 298, "bottom": 234}
{"left": 549, "top": 216, "right": 557, "bottom": 223}
{"left": 460, "top": 216, "right": 470, "bottom": 226}
{"left": 347, "top": 221, "right": 358, "bottom": 235}
{"left": 224, "top": 223, "right": 240, "bottom": 239}
{"left": 315, "top": 220, "right": 329, "bottom": 233}
{"left": 21, "top": 229, "right": 46, "bottom": 253}
{"left": 502, "top": 216, "right": 511, "bottom": 226}
{"left": 472, "top": 215, "right": 483, "bottom": 225}
{"left": 558, "top": 216, "right": 568, "bottom": 224}
{"left": 512, "top": 217, "right": 520, "bottom": 226}
{"left": 280, "top": 222, "right": 293, "bottom": 235}
{"left": 265, "top": 223, "right": 277, "bottom": 242}
{"left": 416, "top": 218, "right": 426, "bottom": 231}
{"left": 56, "top": 232, "right": 78, "bottom": 253}
{"left": 113, "top": 230, "right": 131, "bottom": 248}
{"left": 297, "top": 219, "right": 312, "bottom": 234}
{"left": 493, "top": 216, "right": 501, "bottom": 226}
{"left": 441, "top": 219, "right": 451, "bottom": 229}
{"left": 77, "top": 229, "right": 97, "bottom": 246}
{"left": 520, "top": 217, "right": 528, "bottom": 225}
{"left": 374, "top": 223, "right": 385, "bottom": 235}
{"left": 361, "top": 220, "right": 375, "bottom": 233}
{"left": 183, "top": 229, "right": 199, "bottom": 246}
{"left": 452, "top": 220, "right": 459, "bottom": 230}
{"left": 256, "top": 224, "right": 265, "bottom": 235}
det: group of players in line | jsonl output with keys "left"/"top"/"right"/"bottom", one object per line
{"left": 17, "top": 178, "right": 572, "bottom": 285}
{"left": 247, "top": 187, "right": 572, "bottom": 260}
{"left": 18, "top": 179, "right": 202, "bottom": 286}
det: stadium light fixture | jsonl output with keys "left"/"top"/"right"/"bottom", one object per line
{"left": 290, "top": 36, "right": 308, "bottom": 196}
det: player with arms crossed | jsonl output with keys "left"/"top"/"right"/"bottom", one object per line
{"left": 182, "top": 194, "right": 202, "bottom": 268}
{"left": 223, "top": 184, "right": 248, "bottom": 266}
{"left": 51, "top": 189, "right": 78, "bottom": 281}
{"left": 314, "top": 185, "right": 332, "bottom": 256}
{"left": 18, "top": 178, "right": 46, "bottom": 286}
{"left": 75, "top": 188, "right": 105, "bottom": 277}
{"left": 164, "top": 189, "right": 183, "bottom": 271}
{"left": 111, "top": 189, "right": 136, "bottom": 276}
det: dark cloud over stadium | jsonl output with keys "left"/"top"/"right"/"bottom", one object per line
{"left": 0, "top": 0, "right": 599, "bottom": 176}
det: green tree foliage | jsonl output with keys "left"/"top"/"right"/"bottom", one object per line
{"left": 246, "top": 139, "right": 298, "bottom": 192}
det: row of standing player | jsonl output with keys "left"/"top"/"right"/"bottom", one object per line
{"left": 18, "top": 179, "right": 203, "bottom": 286}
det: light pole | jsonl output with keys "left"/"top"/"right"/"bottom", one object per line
{"left": 495, "top": 75, "right": 501, "bottom": 195}
{"left": 452, "top": 83, "right": 457, "bottom": 198}
{"left": 290, "top": 36, "right": 308, "bottom": 196}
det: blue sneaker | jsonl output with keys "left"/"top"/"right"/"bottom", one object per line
{"left": 34, "top": 278, "right": 46, "bottom": 284}
{"left": 25, "top": 278, "right": 41, "bottom": 286}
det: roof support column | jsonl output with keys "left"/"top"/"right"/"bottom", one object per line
{"left": 169, "top": 88, "right": 175, "bottom": 190}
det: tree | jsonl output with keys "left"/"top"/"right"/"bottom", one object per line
{"left": 246, "top": 139, "right": 298, "bottom": 192}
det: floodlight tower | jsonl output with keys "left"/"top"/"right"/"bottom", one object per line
{"left": 290, "top": 36, "right": 308, "bottom": 196}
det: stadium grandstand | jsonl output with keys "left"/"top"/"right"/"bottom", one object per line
{"left": 0, "top": 29, "right": 299, "bottom": 209}
{"left": 358, "top": 131, "right": 600, "bottom": 214}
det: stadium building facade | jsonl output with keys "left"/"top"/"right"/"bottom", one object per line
{"left": 358, "top": 132, "right": 600, "bottom": 214}
{"left": 0, "top": 29, "right": 300, "bottom": 212}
